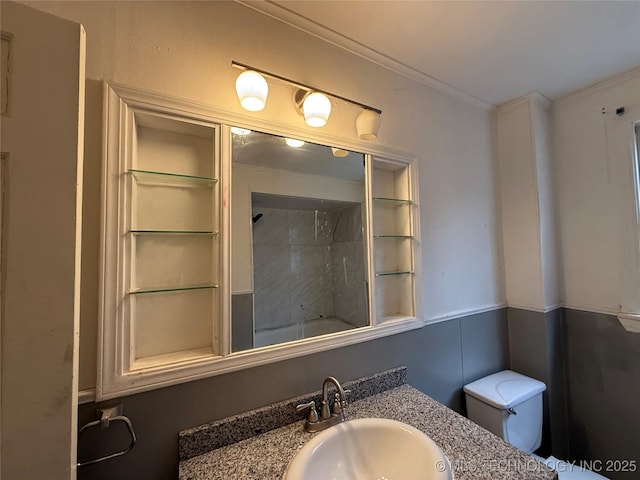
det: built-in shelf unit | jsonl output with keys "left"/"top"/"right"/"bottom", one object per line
{"left": 98, "top": 83, "right": 421, "bottom": 400}
{"left": 99, "top": 83, "right": 230, "bottom": 399}
{"left": 128, "top": 112, "right": 221, "bottom": 367}
{"left": 370, "top": 157, "right": 416, "bottom": 323}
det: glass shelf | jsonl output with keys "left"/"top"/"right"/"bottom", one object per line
{"left": 128, "top": 169, "right": 218, "bottom": 185}
{"left": 130, "top": 229, "right": 218, "bottom": 236}
{"left": 372, "top": 196, "right": 412, "bottom": 206}
{"left": 129, "top": 283, "right": 219, "bottom": 295}
{"left": 375, "top": 270, "right": 413, "bottom": 277}
{"left": 374, "top": 235, "right": 413, "bottom": 239}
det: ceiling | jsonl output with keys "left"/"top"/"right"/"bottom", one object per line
{"left": 243, "top": 0, "right": 640, "bottom": 107}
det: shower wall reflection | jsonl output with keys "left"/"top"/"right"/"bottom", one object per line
{"left": 251, "top": 194, "right": 368, "bottom": 348}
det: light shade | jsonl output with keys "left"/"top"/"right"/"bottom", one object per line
{"left": 235, "top": 70, "right": 268, "bottom": 112}
{"left": 356, "top": 109, "right": 381, "bottom": 140}
{"left": 302, "top": 92, "right": 331, "bottom": 127}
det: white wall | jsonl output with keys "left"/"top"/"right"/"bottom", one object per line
{"left": 553, "top": 68, "right": 640, "bottom": 316}
{"left": 497, "top": 93, "right": 559, "bottom": 311}
{"left": 419, "top": 91, "right": 503, "bottom": 319}
{"left": 498, "top": 97, "right": 546, "bottom": 309}
{"left": 531, "top": 95, "right": 560, "bottom": 309}
{"left": 24, "top": 0, "right": 503, "bottom": 391}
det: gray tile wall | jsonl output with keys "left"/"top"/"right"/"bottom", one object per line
{"left": 78, "top": 309, "right": 509, "bottom": 480}
{"left": 564, "top": 309, "right": 640, "bottom": 480}
{"left": 231, "top": 293, "right": 253, "bottom": 352}
{"left": 507, "top": 308, "right": 568, "bottom": 458}
{"left": 461, "top": 309, "right": 510, "bottom": 388}
{"left": 508, "top": 307, "right": 640, "bottom": 480}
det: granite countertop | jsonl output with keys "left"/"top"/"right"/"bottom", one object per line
{"left": 179, "top": 381, "right": 557, "bottom": 480}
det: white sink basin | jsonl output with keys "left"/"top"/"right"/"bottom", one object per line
{"left": 284, "top": 418, "right": 452, "bottom": 480}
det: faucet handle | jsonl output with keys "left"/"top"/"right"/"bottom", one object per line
{"left": 341, "top": 389, "right": 352, "bottom": 408}
{"left": 296, "top": 401, "right": 319, "bottom": 423}
{"left": 332, "top": 390, "right": 352, "bottom": 414}
{"left": 331, "top": 393, "right": 343, "bottom": 414}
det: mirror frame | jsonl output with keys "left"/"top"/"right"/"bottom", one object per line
{"left": 97, "top": 82, "right": 423, "bottom": 400}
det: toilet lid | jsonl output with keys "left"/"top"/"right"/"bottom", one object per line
{"left": 463, "top": 370, "right": 546, "bottom": 409}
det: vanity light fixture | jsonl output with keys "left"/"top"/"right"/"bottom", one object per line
{"left": 293, "top": 89, "right": 332, "bottom": 128}
{"left": 235, "top": 70, "right": 268, "bottom": 112}
{"left": 356, "top": 109, "right": 382, "bottom": 140}
{"left": 301, "top": 92, "right": 332, "bottom": 127}
{"left": 285, "top": 138, "right": 305, "bottom": 148}
{"left": 232, "top": 61, "right": 382, "bottom": 138}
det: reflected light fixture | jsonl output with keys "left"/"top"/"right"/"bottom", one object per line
{"left": 231, "top": 127, "right": 252, "bottom": 136}
{"left": 235, "top": 70, "right": 268, "bottom": 112}
{"left": 285, "top": 138, "right": 305, "bottom": 148}
{"left": 331, "top": 147, "right": 349, "bottom": 158}
{"left": 232, "top": 61, "right": 382, "bottom": 139}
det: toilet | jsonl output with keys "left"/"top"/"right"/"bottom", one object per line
{"left": 463, "top": 370, "right": 607, "bottom": 480}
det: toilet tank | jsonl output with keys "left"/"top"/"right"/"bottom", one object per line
{"left": 463, "top": 370, "right": 546, "bottom": 453}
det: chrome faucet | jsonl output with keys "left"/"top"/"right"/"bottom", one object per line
{"left": 296, "top": 376, "right": 350, "bottom": 433}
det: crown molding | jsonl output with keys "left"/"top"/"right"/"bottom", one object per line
{"left": 553, "top": 66, "right": 640, "bottom": 107}
{"left": 236, "top": 0, "right": 494, "bottom": 112}
{"left": 497, "top": 91, "right": 552, "bottom": 114}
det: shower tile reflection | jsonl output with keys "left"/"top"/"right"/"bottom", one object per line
{"left": 251, "top": 197, "right": 368, "bottom": 347}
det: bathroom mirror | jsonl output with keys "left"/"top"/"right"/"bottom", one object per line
{"left": 231, "top": 130, "right": 369, "bottom": 351}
